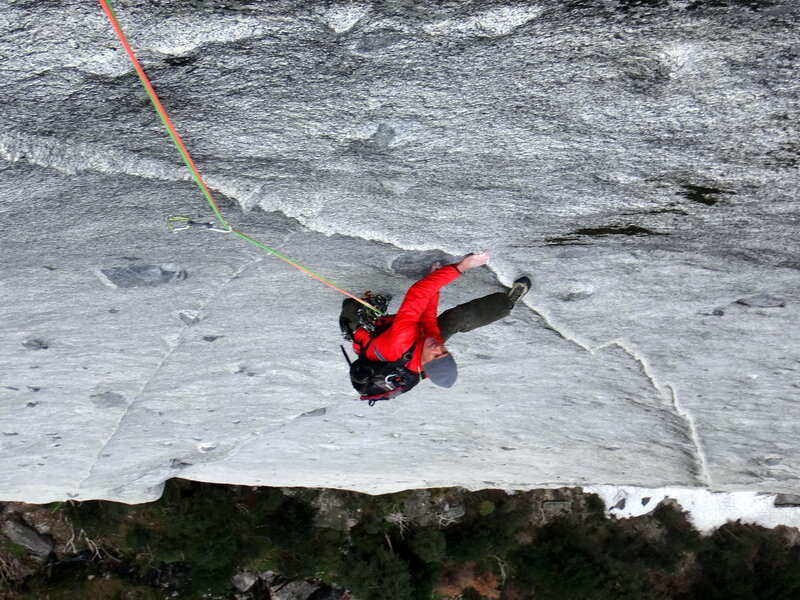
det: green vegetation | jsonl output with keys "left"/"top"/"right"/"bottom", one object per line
{"left": 3, "top": 482, "right": 800, "bottom": 600}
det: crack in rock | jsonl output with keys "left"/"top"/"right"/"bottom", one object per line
{"left": 193, "top": 398, "right": 350, "bottom": 473}
{"left": 598, "top": 340, "right": 712, "bottom": 488}
{"left": 665, "top": 382, "right": 712, "bottom": 488}
{"left": 8, "top": 126, "right": 715, "bottom": 494}
{"left": 77, "top": 255, "right": 263, "bottom": 494}
{"left": 507, "top": 293, "right": 713, "bottom": 489}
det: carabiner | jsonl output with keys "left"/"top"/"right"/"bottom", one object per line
{"left": 166, "top": 216, "right": 231, "bottom": 233}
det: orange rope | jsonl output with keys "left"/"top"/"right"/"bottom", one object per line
{"left": 97, "top": 0, "right": 381, "bottom": 314}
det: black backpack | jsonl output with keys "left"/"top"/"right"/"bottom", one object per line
{"left": 339, "top": 294, "right": 420, "bottom": 405}
{"left": 346, "top": 342, "right": 420, "bottom": 405}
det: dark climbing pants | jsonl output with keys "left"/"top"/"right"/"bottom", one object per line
{"left": 437, "top": 292, "right": 513, "bottom": 342}
{"left": 340, "top": 291, "right": 513, "bottom": 343}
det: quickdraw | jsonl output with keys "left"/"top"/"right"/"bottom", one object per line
{"left": 166, "top": 216, "right": 232, "bottom": 233}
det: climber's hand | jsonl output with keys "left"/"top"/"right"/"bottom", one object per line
{"left": 456, "top": 251, "right": 491, "bottom": 272}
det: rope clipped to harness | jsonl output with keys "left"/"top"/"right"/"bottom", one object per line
{"left": 97, "top": 0, "right": 381, "bottom": 316}
{"left": 339, "top": 292, "right": 391, "bottom": 343}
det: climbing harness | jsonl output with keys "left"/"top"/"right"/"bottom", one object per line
{"left": 338, "top": 295, "right": 419, "bottom": 405}
{"left": 346, "top": 338, "right": 420, "bottom": 405}
{"left": 166, "top": 216, "right": 231, "bottom": 233}
{"left": 97, "top": 0, "right": 381, "bottom": 315}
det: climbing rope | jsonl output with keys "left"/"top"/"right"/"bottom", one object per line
{"left": 97, "top": 0, "right": 381, "bottom": 314}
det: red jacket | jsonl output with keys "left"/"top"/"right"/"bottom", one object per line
{"left": 352, "top": 265, "right": 461, "bottom": 373}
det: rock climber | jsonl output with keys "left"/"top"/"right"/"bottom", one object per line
{"left": 340, "top": 252, "right": 531, "bottom": 402}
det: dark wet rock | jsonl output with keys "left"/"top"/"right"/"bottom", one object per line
{"left": 179, "top": 312, "right": 199, "bottom": 326}
{"left": 644, "top": 207, "right": 689, "bottom": 215}
{"left": 686, "top": 0, "right": 771, "bottom": 12}
{"left": 1, "top": 520, "right": 54, "bottom": 560}
{"left": 164, "top": 54, "right": 197, "bottom": 67}
{"left": 26, "top": 402, "right": 38, "bottom": 408}
{"left": 545, "top": 236, "right": 589, "bottom": 246}
{"left": 203, "top": 335, "right": 222, "bottom": 342}
{"left": 98, "top": 264, "right": 188, "bottom": 288}
{"left": 735, "top": 294, "right": 786, "bottom": 308}
{"left": 301, "top": 407, "right": 326, "bottom": 417}
{"left": 547, "top": 225, "right": 663, "bottom": 245}
{"left": 561, "top": 290, "right": 593, "bottom": 301}
{"left": 615, "top": 0, "right": 670, "bottom": 13}
{"left": 613, "top": 498, "right": 627, "bottom": 510}
{"left": 573, "top": 225, "right": 662, "bottom": 237}
{"left": 542, "top": 500, "right": 572, "bottom": 517}
{"left": 22, "top": 338, "right": 49, "bottom": 350}
{"left": 679, "top": 183, "right": 735, "bottom": 206}
{"left": 136, "top": 561, "right": 190, "bottom": 589}
{"left": 90, "top": 392, "right": 126, "bottom": 409}
{"left": 307, "top": 585, "right": 345, "bottom": 600}
{"left": 391, "top": 250, "right": 457, "bottom": 279}
{"left": 774, "top": 493, "right": 800, "bottom": 507}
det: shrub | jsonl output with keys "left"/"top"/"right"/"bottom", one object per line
{"left": 259, "top": 496, "right": 318, "bottom": 578}
{"left": 409, "top": 527, "right": 447, "bottom": 564}
{"left": 688, "top": 523, "right": 800, "bottom": 600}
{"left": 444, "top": 494, "right": 530, "bottom": 562}
{"left": 508, "top": 517, "right": 646, "bottom": 600}
{"left": 114, "top": 480, "right": 244, "bottom": 593}
{"left": 341, "top": 547, "right": 414, "bottom": 600}
{"left": 479, "top": 500, "right": 496, "bottom": 516}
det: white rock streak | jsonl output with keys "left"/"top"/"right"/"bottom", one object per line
{"left": 599, "top": 340, "right": 712, "bottom": 488}
{"left": 515, "top": 296, "right": 713, "bottom": 488}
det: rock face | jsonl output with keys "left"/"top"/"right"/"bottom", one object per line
{"left": 0, "top": 1, "right": 798, "bottom": 503}
{"left": 1, "top": 521, "right": 54, "bottom": 560}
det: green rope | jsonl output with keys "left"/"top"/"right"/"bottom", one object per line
{"left": 98, "top": 0, "right": 382, "bottom": 314}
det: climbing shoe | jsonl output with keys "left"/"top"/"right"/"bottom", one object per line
{"left": 508, "top": 276, "right": 531, "bottom": 305}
